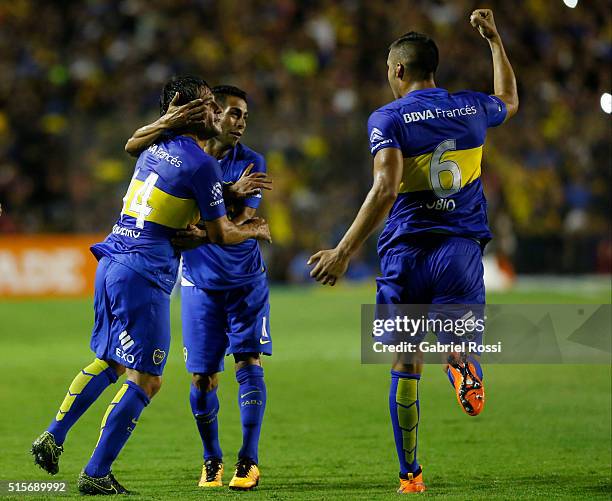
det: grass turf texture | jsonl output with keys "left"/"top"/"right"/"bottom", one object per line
{"left": 0, "top": 284, "right": 610, "bottom": 500}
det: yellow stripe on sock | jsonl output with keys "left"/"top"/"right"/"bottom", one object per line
{"left": 55, "top": 359, "right": 109, "bottom": 421}
{"left": 93, "top": 384, "right": 129, "bottom": 449}
{"left": 396, "top": 379, "right": 419, "bottom": 465}
{"left": 396, "top": 378, "right": 418, "bottom": 406}
{"left": 109, "top": 383, "right": 129, "bottom": 406}
{"left": 85, "top": 358, "right": 110, "bottom": 374}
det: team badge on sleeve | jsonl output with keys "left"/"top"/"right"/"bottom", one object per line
{"left": 153, "top": 349, "right": 166, "bottom": 365}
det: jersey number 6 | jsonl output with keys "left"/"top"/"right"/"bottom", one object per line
{"left": 429, "top": 139, "right": 461, "bottom": 198}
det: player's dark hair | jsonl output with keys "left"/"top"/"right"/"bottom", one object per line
{"left": 159, "top": 75, "right": 210, "bottom": 116}
{"left": 211, "top": 85, "right": 248, "bottom": 106}
{"left": 389, "top": 32, "right": 439, "bottom": 80}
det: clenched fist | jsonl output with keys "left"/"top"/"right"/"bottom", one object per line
{"left": 470, "top": 9, "right": 499, "bottom": 40}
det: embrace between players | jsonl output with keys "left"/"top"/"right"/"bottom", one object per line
{"left": 31, "top": 9, "right": 517, "bottom": 495}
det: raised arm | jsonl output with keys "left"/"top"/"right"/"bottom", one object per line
{"left": 124, "top": 93, "right": 207, "bottom": 156}
{"left": 470, "top": 9, "right": 518, "bottom": 120}
{"left": 307, "top": 147, "right": 403, "bottom": 285}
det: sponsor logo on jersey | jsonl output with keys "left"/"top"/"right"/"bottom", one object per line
{"left": 210, "top": 182, "right": 224, "bottom": 206}
{"left": 403, "top": 109, "right": 435, "bottom": 123}
{"left": 370, "top": 127, "right": 385, "bottom": 143}
{"left": 369, "top": 127, "right": 392, "bottom": 153}
{"left": 147, "top": 144, "right": 183, "bottom": 167}
{"left": 403, "top": 105, "right": 478, "bottom": 124}
{"left": 370, "top": 127, "right": 391, "bottom": 153}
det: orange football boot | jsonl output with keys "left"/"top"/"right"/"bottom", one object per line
{"left": 397, "top": 466, "right": 426, "bottom": 494}
{"left": 447, "top": 354, "right": 484, "bottom": 416}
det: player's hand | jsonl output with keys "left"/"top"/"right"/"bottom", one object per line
{"left": 172, "top": 224, "right": 209, "bottom": 250}
{"left": 228, "top": 164, "right": 272, "bottom": 199}
{"left": 160, "top": 92, "right": 208, "bottom": 129}
{"left": 245, "top": 216, "right": 272, "bottom": 243}
{"left": 470, "top": 9, "right": 499, "bottom": 40}
{"left": 307, "top": 248, "right": 350, "bottom": 286}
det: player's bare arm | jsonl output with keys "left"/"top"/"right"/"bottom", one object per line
{"left": 172, "top": 206, "right": 259, "bottom": 249}
{"left": 206, "top": 214, "right": 271, "bottom": 245}
{"left": 231, "top": 206, "right": 258, "bottom": 226}
{"left": 124, "top": 92, "right": 208, "bottom": 156}
{"left": 172, "top": 215, "right": 271, "bottom": 250}
{"left": 470, "top": 9, "right": 519, "bottom": 119}
{"left": 307, "top": 147, "right": 403, "bottom": 286}
{"left": 225, "top": 163, "right": 272, "bottom": 200}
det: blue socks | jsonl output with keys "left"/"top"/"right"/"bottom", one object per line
{"left": 188, "top": 365, "right": 267, "bottom": 464}
{"left": 389, "top": 370, "right": 420, "bottom": 475}
{"left": 48, "top": 359, "right": 118, "bottom": 445}
{"left": 236, "top": 365, "right": 266, "bottom": 463}
{"left": 190, "top": 384, "right": 223, "bottom": 460}
{"left": 84, "top": 380, "right": 149, "bottom": 478}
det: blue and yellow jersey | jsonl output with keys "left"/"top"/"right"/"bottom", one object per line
{"left": 182, "top": 142, "right": 267, "bottom": 290}
{"left": 367, "top": 88, "right": 506, "bottom": 256}
{"left": 91, "top": 135, "right": 227, "bottom": 293}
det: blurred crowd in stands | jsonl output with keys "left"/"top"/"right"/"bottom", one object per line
{"left": 0, "top": 0, "right": 610, "bottom": 279}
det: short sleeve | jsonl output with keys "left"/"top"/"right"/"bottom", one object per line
{"left": 367, "top": 110, "right": 402, "bottom": 156}
{"left": 473, "top": 92, "right": 507, "bottom": 128}
{"left": 244, "top": 154, "right": 266, "bottom": 209}
{"left": 191, "top": 158, "right": 227, "bottom": 221}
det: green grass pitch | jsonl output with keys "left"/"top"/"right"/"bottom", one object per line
{"left": 1, "top": 284, "right": 610, "bottom": 500}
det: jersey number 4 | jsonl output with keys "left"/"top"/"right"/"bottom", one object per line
{"left": 430, "top": 139, "right": 461, "bottom": 198}
{"left": 122, "top": 171, "right": 159, "bottom": 229}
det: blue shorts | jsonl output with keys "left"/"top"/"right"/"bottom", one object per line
{"left": 181, "top": 276, "right": 271, "bottom": 374}
{"left": 90, "top": 257, "right": 171, "bottom": 376}
{"left": 376, "top": 235, "right": 485, "bottom": 345}
{"left": 377, "top": 235, "right": 485, "bottom": 304}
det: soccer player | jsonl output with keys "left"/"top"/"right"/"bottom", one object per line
{"left": 307, "top": 9, "right": 518, "bottom": 494}
{"left": 31, "top": 75, "right": 271, "bottom": 494}
{"left": 125, "top": 85, "right": 271, "bottom": 491}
